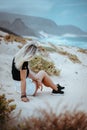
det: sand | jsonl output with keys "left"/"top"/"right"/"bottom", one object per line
{"left": 0, "top": 30, "right": 87, "bottom": 118}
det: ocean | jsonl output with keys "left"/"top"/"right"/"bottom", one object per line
{"left": 39, "top": 35, "right": 87, "bottom": 49}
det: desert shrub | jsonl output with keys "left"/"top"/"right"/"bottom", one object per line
{"left": 68, "top": 53, "right": 81, "bottom": 63}
{"left": 29, "top": 55, "right": 60, "bottom": 76}
{"left": 37, "top": 45, "right": 48, "bottom": 57}
{"left": 44, "top": 46, "right": 56, "bottom": 52}
{"left": 56, "top": 49, "right": 81, "bottom": 63}
{"left": 77, "top": 48, "right": 87, "bottom": 54}
{"left": 10, "top": 109, "right": 87, "bottom": 130}
{"left": 0, "top": 101, "right": 87, "bottom": 130}
{"left": 4, "top": 34, "right": 26, "bottom": 44}
{"left": 49, "top": 43, "right": 81, "bottom": 63}
{"left": 0, "top": 94, "right": 16, "bottom": 127}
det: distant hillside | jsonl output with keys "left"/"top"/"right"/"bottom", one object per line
{"left": 0, "top": 27, "right": 18, "bottom": 36}
{"left": 0, "top": 17, "right": 37, "bottom": 37}
{"left": 0, "top": 12, "right": 87, "bottom": 37}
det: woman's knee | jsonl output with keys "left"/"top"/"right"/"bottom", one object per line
{"left": 39, "top": 70, "right": 46, "bottom": 75}
{"left": 36, "top": 70, "right": 46, "bottom": 80}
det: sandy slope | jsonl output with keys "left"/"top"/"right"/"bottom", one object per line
{"left": 0, "top": 32, "right": 87, "bottom": 118}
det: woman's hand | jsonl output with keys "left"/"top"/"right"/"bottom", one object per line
{"left": 21, "top": 97, "right": 29, "bottom": 102}
{"left": 21, "top": 95, "right": 29, "bottom": 102}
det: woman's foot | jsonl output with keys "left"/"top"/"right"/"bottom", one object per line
{"left": 52, "top": 84, "right": 65, "bottom": 94}
{"left": 21, "top": 95, "right": 29, "bottom": 102}
{"left": 52, "top": 88, "right": 64, "bottom": 94}
{"left": 57, "top": 84, "right": 65, "bottom": 90}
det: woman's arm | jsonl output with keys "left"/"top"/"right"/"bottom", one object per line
{"left": 20, "top": 69, "right": 29, "bottom": 102}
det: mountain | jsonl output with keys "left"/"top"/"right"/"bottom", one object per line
{"left": 10, "top": 18, "right": 37, "bottom": 36}
{"left": 0, "top": 12, "right": 87, "bottom": 37}
{"left": 0, "top": 16, "right": 37, "bottom": 37}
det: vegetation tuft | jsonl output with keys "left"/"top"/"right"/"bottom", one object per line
{"left": 77, "top": 48, "right": 87, "bottom": 54}
{"left": 17, "top": 110, "right": 87, "bottom": 130}
{"left": 0, "top": 94, "right": 16, "bottom": 125}
{"left": 4, "top": 34, "right": 26, "bottom": 44}
{"left": 0, "top": 94, "right": 16, "bottom": 130}
{"left": 49, "top": 43, "right": 81, "bottom": 63}
{"left": 29, "top": 55, "right": 60, "bottom": 76}
{"left": 0, "top": 94, "right": 87, "bottom": 130}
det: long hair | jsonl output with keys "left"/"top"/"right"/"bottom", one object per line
{"left": 14, "top": 43, "right": 37, "bottom": 69}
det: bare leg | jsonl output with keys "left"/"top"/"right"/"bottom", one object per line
{"left": 35, "top": 70, "right": 58, "bottom": 91}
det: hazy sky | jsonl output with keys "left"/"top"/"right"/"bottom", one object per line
{"left": 0, "top": 0, "right": 87, "bottom": 32}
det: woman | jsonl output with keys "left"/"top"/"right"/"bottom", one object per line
{"left": 12, "top": 43, "right": 64, "bottom": 102}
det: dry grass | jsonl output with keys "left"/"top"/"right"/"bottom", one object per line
{"left": 1, "top": 108, "right": 87, "bottom": 130}
{"left": 37, "top": 45, "right": 49, "bottom": 56}
{"left": 4, "top": 34, "right": 26, "bottom": 44}
{"left": 44, "top": 46, "right": 56, "bottom": 52}
{"left": 0, "top": 94, "right": 87, "bottom": 130}
{"left": 0, "top": 94, "right": 16, "bottom": 125}
{"left": 29, "top": 55, "right": 60, "bottom": 76}
{"left": 77, "top": 48, "right": 87, "bottom": 54}
{"left": 18, "top": 110, "right": 87, "bottom": 130}
{"left": 49, "top": 44, "right": 81, "bottom": 63}
{"left": 68, "top": 54, "right": 81, "bottom": 63}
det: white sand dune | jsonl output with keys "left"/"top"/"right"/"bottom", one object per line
{"left": 0, "top": 31, "right": 87, "bottom": 118}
